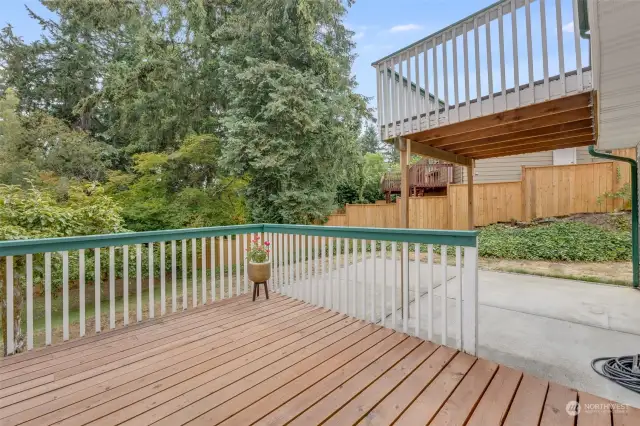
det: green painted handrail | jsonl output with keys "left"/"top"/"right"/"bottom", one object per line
{"left": 0, "top": 224, "right": 264, "bottom": 257}
{"left": 263, "top": 224, "right": 478, "bottom": 247}
{"left": 0, "top": 224, "right": 478, "bottom": 257}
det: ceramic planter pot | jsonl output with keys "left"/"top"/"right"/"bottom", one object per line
{"left": 248, "top": 261, "right": 271, "bottom": 283}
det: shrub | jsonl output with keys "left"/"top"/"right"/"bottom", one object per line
{"left": 478, "top": 222, "right": 631, "bottom": 262}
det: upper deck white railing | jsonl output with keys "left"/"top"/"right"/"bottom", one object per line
{"left": 373, "top": 0, "right": 591, "bottom": 140}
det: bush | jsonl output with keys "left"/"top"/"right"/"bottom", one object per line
{"left": 478, "top": 222, "right": 631, "bottom": 262}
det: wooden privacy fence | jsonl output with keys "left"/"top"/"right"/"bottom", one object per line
{"left": 327, "top": 151, "right": 635, "bottom": 230}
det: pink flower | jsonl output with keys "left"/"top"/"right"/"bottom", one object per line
{"left": 265, "top": 241, "right": 270, "bottom": 246}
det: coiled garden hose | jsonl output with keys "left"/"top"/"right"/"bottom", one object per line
{"left": 592, "top": 355, "right": 640, "bottom": 393}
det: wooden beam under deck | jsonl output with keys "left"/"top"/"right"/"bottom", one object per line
{"left": 398, "top": 92, "right": 595, "bottom": 161}
{"left": 458, "top": 132, "right": 594, "bottom": 157}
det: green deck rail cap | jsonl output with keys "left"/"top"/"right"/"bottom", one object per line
{"left": 0, "top": 223, "right": 478, "bottom": 257}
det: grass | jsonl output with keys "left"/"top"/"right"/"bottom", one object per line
{"left": 490, "top": 267, "right": 632, "bottom": 287}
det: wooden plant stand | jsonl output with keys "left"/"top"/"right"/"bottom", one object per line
{"left": 252, "top": 281, "right": 269, "bottom": 301}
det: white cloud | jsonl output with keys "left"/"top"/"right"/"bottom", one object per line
{"left": 389, "top": 24, "right": 423, "bottom": 33}
{"left": 562, "top": 22, "right": 574, "bottom": 33}
{"left": 354, "top": 31, "right": 365, "bottom": 40}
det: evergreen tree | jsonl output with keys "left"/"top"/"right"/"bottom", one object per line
{"left": 358, "top": 122, "right": 380, "bottom": 153}
{"left": 218, "top": 0, "right": 368, "bottom": 224}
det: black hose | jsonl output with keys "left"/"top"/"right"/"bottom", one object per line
{"left": 592, "top": 355, "right": 640, "bottom": 394}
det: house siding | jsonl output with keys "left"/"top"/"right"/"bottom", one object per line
{"left": 455, "top": 151, "right": 553, "bottom": 183}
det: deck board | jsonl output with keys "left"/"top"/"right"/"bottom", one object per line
{"left": 1, "top": 294, "right": 637, "bottom": 426}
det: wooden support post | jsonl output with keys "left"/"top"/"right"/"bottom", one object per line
{"left": 399, "top": 138, "right": 410, "bottom": 229}
{"left": 467, "top": 161, "right": 475, "bottom": 230}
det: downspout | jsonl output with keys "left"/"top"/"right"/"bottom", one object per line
{"left": 588, "top": 145, "right": 639, "bottom": 288}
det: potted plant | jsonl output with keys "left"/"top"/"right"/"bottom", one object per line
{"left": 247, "top": 236, "right": 271, "bottom": 283}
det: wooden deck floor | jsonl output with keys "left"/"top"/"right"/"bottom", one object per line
{"left": 1, "top": 294, "right": 638, "bottom": 426}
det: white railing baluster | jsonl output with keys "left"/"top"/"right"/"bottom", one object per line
{"left": 361, "top": 239, "right": 366, "bottom": 319}
{"left": 474, "top": 16, "right": 482, "bottom": 109}
{"left": 370, "top": 240, "right": 376, "bottom": 322}
{"left": 329, "top": 237, "right": 334, "bottom": 310}
{"left": 108, "top": 246, "right": 115, "bottom": 328}
{"left": 272, "top": 233, "right": 277, "bottom": 291}
{"left": 442, "top": 32, "right": 450, "bottom": 123}
{"left": 211, "top": 237, "right": 216, "bottom": 301}
{"left": 122, "top": 246, "right": 128, "bottom": 325}
{"left": 398, "top": 56, "right": 405, "bottom": 134}
{"left": 427, "top": 244, "right": 434, "bottom": 341}
{"left": 45, "top": 252, "right": 51, "bottom": 344}
{"left": 463, "top": 245, "right": 479, "bottom": 355}
{"left": 555, "top": 0, "right": 566, "bottom": 94}
{"left": 377, "top": 64, "right": 383, "bottom": 132}
{"left": 433, "top": 42, "right": 440, "bottom": 125}
{"left": 149, "top": 243, "right": 155, "bottom": 318}
{"left": 499, "top": 7, "right": 507, "bottom": 107}
{"left": 463, "top": 22, "right": 471, "bottom": 119}
{"left": 160, "top": 242, "right": 166, "bottom": 315}
{"left": 381, "top": 61, "right": 393, "bottom": 135}
{"left": 402, "top": 242, "right": 409, "bottom": 333}
{"left": 511, "top": 0, "right": 520, "bottom": 106}
{"left": 296, "top": 234, "right": 301, "bottom": 300}
{"left": 278, "top": 233, "right": 283, "bottom": 292}
{"left": 393, "top": 56, "right": 399, "bottom": 134}
{"left": 391, "top": 241, "right": 397, "bottom": 329}
{"left": 192, "top": 238, "right": 197, "bottom": 307}
{"left": 381, "top": 242, "right": 386, "bottom": 326}
{"left": 235, "top": 234, "right": 241, "bottom": 296}
{"left": 243, "top": 233, "right": 248, "bottom": 294}
{"left": 315, "top": 236, "right": 320, "bottom": 305}
{"left": 452, "top": 28, "right": 459, "bottom": 121}
{"left": 219, "top": 236, "right": 224, "bottom": 299}
{"left": 6, "top": 256, "right": 14, "bottom": 354}
{"left": 414, "top": 49, "right": 421, "bottom": 131}
{"left": 227, "top": 235, "right": 232, "bottom": 297}
{"left": 321, "top": 236, "right": 327, "bottom": 306}
{"left": 94, "top": 248, "right": 101, "bottom": 332}
{"left": 291, "top": 234, "right": 296, "bottom": 298}
{"left": 406, "top": 52, "right": 412, "bottom": 131}
{"left": 336, "top": 238, "right": 342, "bottom": 310}
{"left": 202, "top": 238, "right": 207, "bottom": 304}
{"left": 63, "top": 250, "right": 70, "bottom": 339}
{"left": 486, "top": 11, "right": 494, "bottom": 113}
{"left": 136, "top": 244, "right": 142, "bottom": 321}
{"left": 284, "top": 233, "right": 290, "bottom": 295}
{"left": 352, "top": 238, "right": 357, "bottom": 317}
{"left": 441, "top": 245, "right": 448, "bottom": 345}
{"left": 572, "top": 0, "right": 583, "bottom": 91}
{"left": 456, "top": 246, "right": 463, "bottom": 350}
{"left": 80, "top": 249, "right": 86, "bottom": 334}
{"left": 526, "top": 0, "right": 534, "bottom": 92}
{"left": 540, "top": 0, "right": 550, "bottom": 100}
{"left": 26, "top": 253, "right": 33, "bottom": 350}
{"left": 423, "top": 42, "right": 431, "bottom": 129}
{"left": 305, "top": 235, "right": 310, "bottom": 302}
{"left": 181, "top": 239, "right": 187, "bottom": 309}
{"left": 414, "top": 243, "right": 420, "bottom": 337}
{"left": 171, "top": 241, "right": 177, "bottom": 311}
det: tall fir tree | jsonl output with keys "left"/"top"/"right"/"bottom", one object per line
{"left": 218, "top": 0, "right": 368, "bottom": 224}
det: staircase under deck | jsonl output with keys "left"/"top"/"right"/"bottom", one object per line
{"left": 2, "top": 293, "right": 638, "bottom": 425}
{"left": 387, "top": 91, "right": 596, "bottom": 164}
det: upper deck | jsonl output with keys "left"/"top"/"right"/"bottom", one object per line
{"left": 373, "top": 0, "right": 596, "bottom": 162}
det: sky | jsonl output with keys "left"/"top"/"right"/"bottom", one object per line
{"left": 3, "top": 0, "right": 588, "bottom": 113}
